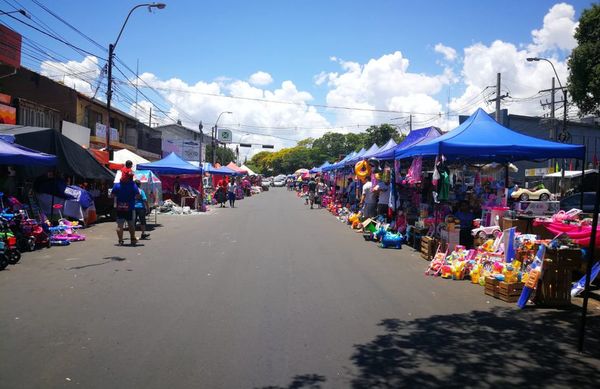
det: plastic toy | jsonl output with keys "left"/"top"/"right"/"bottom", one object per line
{"left": 375, "top": 227, "right": 404, "bottom": 249}
{"left": 354, "top": 160, "right": 371, "bottom": 182}
{"left": 511, "top": 186, "right": 551, "bottom": 201}
{"left": 471, "top": 225, "right": 502, "bottom": 239}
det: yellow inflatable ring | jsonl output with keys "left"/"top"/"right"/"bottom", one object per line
{"left": 355, "top": 160, "right": 371, "bottom": 181}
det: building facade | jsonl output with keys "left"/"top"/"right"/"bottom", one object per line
{"left": 0, "top": 66, "right": 161, "bottom": 159}
{"left": 155, "top": 123, "right": 213, "bottom": 162}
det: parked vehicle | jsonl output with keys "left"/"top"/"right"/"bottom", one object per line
{"left": 560, "top": 192, "right": 597, "bottom": 213}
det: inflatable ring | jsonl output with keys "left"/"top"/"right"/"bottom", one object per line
{"left": 355, "top": 160, "right": 371, "bottom": 182}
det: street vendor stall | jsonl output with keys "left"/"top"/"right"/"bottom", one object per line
{"left": 138, "top": 153, "right": 203, "bottom": 209}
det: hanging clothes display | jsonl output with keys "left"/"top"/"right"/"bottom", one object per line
{"left": 406, "top": 156, "right": 423, "bottom": 185}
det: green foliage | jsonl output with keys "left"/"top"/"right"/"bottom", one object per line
{"left": 364, "top": 123, "right": 404, "bottom": 147}
{"left": 205, "top": 144, "right": 236, "bottom": 165}
{"left": 247, "top": 124, "right": 403, "bottom": 175}
{"left": 568, "top": 3, "right": 600, "bottom": 116}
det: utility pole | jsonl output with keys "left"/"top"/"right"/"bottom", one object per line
{"left": 487, "top": 73, "right": 508, "bottom": 123}
{"left": 409, "top": 114, "right": 412, "bottom": 132}
{"left": 540, "top": 78, "right": 557, "bottom": 170}
{"left": 148, "top": 107, "right": 152, "bottom": 128}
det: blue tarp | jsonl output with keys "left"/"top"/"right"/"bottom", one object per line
{"left": 138, "top": 152, "right": 202, "bottom": 175}
{"left": 396, "top": 108, "right": 586, "bottom": 161}
{"left": 373, "top": 127, "right": 441, "bottom": 160}
{"left": 0, "top": 138, "right": 57, "bottom": 166}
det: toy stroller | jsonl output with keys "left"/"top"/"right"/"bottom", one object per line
{"left": 425, "top": 245, "right": 448, "bottom": 276}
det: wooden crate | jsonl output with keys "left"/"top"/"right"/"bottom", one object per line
{"left": 420, "top": 236, "right": 437, "bottom": 260}
{"left": 484, "top": 277, "right": 524, "bottom": 303}
{"left": 534, "top": 248, "right": 582, "bottom": 306}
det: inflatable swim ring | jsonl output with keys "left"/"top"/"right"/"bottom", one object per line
{"left": 355, "top": 160, "right": 371, "bottom": 182}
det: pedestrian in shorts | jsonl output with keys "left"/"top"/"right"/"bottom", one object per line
{"left": 134, "top": 179, "right": 150, "bottom": 240}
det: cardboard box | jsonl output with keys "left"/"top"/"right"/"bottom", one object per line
{"left": 515, "top": 201, "right": 560, "bottom": 216}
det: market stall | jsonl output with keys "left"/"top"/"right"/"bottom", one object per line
{"left": 138, "top": 153, "right": 203, "bottom": 209}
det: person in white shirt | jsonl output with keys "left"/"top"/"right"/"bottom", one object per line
{"left": 374, "top": 175, "right": 391, "bottom": 220}
{"left": 360, "top": 180, "right": 378, "bottom": 218}
{"left": 227, "top": 181, "right": 238, "bottom": 208}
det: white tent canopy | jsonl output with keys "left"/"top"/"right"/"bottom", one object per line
{"left": 241, "top": 164, "right": 257, "bottom": 176}
{"left": 544, "top": 169, "right": 598, "bottom": 178}
{"left": 111, "top": 148, "right": 150, "bottom": 170}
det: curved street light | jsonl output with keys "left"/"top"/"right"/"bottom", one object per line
{"left": 212, "top": 111, "right": 233, "bottom": 164}
{"left": 106, "top": 3, "right": 166, "bottom": 153}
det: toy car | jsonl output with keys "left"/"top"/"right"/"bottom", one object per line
{"left": 511, "top": 187, "right": 552, "bottom": 201}
{"left": 471, "top": 225, "right": 502, "bottom": 239}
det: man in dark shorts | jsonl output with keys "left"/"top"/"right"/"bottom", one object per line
{"left": 111, "top": 179, "right": 139, "bottom": 246}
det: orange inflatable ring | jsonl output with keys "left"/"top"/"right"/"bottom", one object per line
{"left": 355, "top": 160, "right": 371, "bottom": 182}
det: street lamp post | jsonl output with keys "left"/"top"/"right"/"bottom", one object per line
{"left": 0, "top": 9, "right": 29, "bottom": 17}
{"left": 526, "top": 57, "right": 568, "bottom": 143}
{"left": 212, "top": 111, "right": 232, "bottom": 164}
{"left": 105, "top": 3, "right": 166, "bottom": 156}
{"left": 527, "top": 57, "right": 570, "bottom": 196}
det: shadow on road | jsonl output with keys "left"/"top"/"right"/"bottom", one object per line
{"left": 349, "top": 307, "right": 600, "bottom": 388}
{"left": 255, "top": 374, "right": 326, "bottom": 389}
{"left": 66, "top": 256, "right": 126, "bottom": 270}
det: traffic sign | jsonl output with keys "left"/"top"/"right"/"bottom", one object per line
{"left": 218, "top": 128, "right": 232, "bottom": 143}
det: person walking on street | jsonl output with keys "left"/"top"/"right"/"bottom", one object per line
{"left": 316, "top": 177, "right": 326, "bottom": 209}
{"left": 111, "top": 178, "right": 139, "bottom": 246}
{"left": 307, "top": 177, "right": 317, "bottom": 209}
{"left": 227, "top": 180, "right": 237, "bottom": 208}
{"left": 134, "top": 179, "right": 150, "bottom": 240}
{"left": 374, "top": 174, "right": 391, "bottom": 221}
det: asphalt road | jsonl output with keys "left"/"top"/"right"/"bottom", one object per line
{"left": 1, "top": 188, "right": 599, "bottom": 389}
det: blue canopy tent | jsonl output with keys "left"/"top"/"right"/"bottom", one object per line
{"left": 395, "top": 108, "right": 585, "bottom": 161}
{"left": 201, "top": 162, "right": 239, "bottom": 176}
{"left": 0, "top": 137, "right": 57, "bottom": 166}
{"left": 361, "top": 142, "right": 385, "bottom": 160}
{"left": 323, "top": 152, "right": 356, "bottom": 172}
{"left": 345, "top": 147, "right": 369, "bottom": 166}
{"left": 374, "top": 127, "right": 440, "bottom": 160}
{"left": 138, "top": 152, "right": 202, "bottom": 175}
{"left": 367, "top": 138, "right": 397, "bottom": 160}
{"left": 310, "top": 161, "right": 331, "bottom": 174}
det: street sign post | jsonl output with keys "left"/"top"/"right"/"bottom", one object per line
{"left": 218, "top": 129, "right": 232, "bottom": 143}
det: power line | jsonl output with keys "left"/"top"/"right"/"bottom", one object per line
{"left": 0, "top": 11, "right": 105, "bottom": 60}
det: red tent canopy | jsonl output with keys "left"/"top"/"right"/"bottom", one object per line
{"left": 227, "top": 162, "right": 247, "bottom": 174}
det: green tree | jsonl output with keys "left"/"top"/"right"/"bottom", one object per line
{"left": 205, "top": 145, "right": 236, "bottom": 165}
{"left": 568, "top": 3, "right": 600, "bottom": 116}
{"left": 247, "top": 150, "right": 273, "bottom": 174}
{"left": 312, "top": 132, "right": 348, "bottom": 162}
{"left": 363, "top": 124, "right": 403, "bottom": 148}
{"left": 344, "top": 133, "right": 367, "bottom": 153}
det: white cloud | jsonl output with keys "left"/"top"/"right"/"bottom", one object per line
{"left": 40, "top": 55, "right": 100, "bottom": 95}
{"left": 36, "top": 1, "right": 581, "bottom": 155}
{"left": 434, "top": 43, "right": 457, "bottom": 61}
{"left": 249, "top": 71, "right": 273, "bottom": 86}
{"left": 320, "top": 51, "right": 452, "bottom": 128}
{"left": 529, "top": 3, "right": 578, "bottom": 54}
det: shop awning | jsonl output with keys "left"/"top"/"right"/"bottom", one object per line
{"left": 137, "top": 152, "right": 202, "bottom": 175}
{"left": 0, "top": 125, "right": 114, "bottom": 179}
{"left": 323, "top": 151, "right": 357, "bottom": 172}
{"left": 395, "top": 108, "right": 586, "bottom": 162}
{"left": 345, "top": 147, "right": 369, "bottom": 166}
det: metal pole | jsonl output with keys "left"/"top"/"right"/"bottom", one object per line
{"left": 105, "top": 43, "right": 114, "bottom": 153}
{"left": 212, "top": 126, "right": 216, "bottom": 164}
{"left": 550, "top": 77, "right": 555, "bottom": 170}
{"left": 578, "top": 148, "right": 599, "bottom": 352}
{"left": 495, "top": 73, "right": 501, "bottom": 123}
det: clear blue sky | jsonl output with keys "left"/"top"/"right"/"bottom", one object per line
{"left": 2, "top": 0, "right": 593, "bottom": 100}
